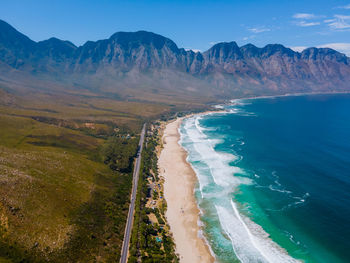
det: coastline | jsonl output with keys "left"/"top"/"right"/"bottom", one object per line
{"left": 158, "top": 117, "right": 215, "bottom": 263}
{"left": 228, "top": 90, "right": 350, "bottom": 104}
{"left": 156, "top": 92, "right": 350, "bottom": 263}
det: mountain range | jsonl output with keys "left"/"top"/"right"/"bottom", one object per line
{"left": 1, "top": 19, "right": 350, "bottom": 102}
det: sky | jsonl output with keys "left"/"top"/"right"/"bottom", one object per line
{"left": 1, "top": 0, "right": 350, "bottom": 55}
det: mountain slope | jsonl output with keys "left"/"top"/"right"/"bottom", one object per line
{"left": 0, "top": 19, "right": 349, "bottom": 100}
{"left": 200, "top": 42, "right": 350, "bottom": 96}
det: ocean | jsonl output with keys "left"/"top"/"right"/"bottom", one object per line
{"left": 179, "top": 93, "right": 350, "bottom": 263}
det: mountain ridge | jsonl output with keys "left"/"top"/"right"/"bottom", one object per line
{"left": 0, "top": 19, "right": 349, "bottom": 100}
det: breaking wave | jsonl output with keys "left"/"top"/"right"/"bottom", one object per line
{"left": 180, "top": 114, "right": 300, "bottom": 263}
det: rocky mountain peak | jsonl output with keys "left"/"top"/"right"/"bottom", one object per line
{"left": 301, "top": 47, "right": 349, "bottom": 64}
{"left": 109, "top": 30, "right": 180, "bottom": 53}
{"left": 0, "top": 19, "right": 36, "bottom": 51}
{"left": 260, "top": 44, "right": 297, "bottom": 58}
{"left": 204, "top": 41, "right": 242, "bottom": 62}
{"left": 0, "top": 20, "right": 349, "bottom": 98}
{"left": 37, "top": 38, "right": 77, "bottom": 59}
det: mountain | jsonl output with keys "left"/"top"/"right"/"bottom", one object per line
{"left": 200, "top": 42, "right": 350, "bottom": 96}
{"left": 0, "top": 19, "right": 349, "bottom": 101}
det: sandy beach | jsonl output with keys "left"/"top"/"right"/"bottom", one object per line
{"left": 158, "top": 118, "right": 215, "bottom": 263}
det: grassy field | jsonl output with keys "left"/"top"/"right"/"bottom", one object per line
{"left": 0, "top": 110, "right": 136, "bottom": 262}
{"left": 0, "top": 84, "right": 178, "bottom": 262}
{"left": 0, "top": 79, "right": 211, "bottom": 262}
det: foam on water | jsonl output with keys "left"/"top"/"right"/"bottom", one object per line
{"left": 180, "top": 113, "right": 301, "bottom": 263}
{"left": 218, "top": 200, "right": 299, "bottom": 263}
{"left": 193, "top": 116, "right": 246, "bottom": 187}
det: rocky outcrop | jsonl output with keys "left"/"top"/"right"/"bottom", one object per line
{"left": 0, "top": 19, "right": 349, "bottom": 98}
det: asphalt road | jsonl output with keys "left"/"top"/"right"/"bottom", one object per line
{"left": 120, "top": 124, "right": 146, "bottom": 263}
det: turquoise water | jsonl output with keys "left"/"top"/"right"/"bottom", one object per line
{"left": 179, "top": 94, "right": 350, "bottom": 263}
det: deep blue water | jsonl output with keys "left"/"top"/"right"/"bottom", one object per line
{"left": 180, "top": 94, "right": 350, "bottom": 262}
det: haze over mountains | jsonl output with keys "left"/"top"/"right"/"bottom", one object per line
{"left": 1, "top": 19, "right": 349, "bottom": 101}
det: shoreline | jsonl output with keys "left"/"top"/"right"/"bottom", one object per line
{"left": 228, "top": 90, "right": 350, "bottom": 104}
{"left": 158, "top": 117, "right": 215, "bottom": 263}
{"left": 161, "top": 112, "right": 300, "bottom": 263}
{"left": 157, "top": 92, "right": 350, "bottom": 262}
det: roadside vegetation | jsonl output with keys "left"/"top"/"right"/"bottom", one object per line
{"left": 0, "top": 84, "right": 206, "bottom": 262}
{"left": 129, "top": 124, "right": 178, "bottom": 263}
{"left": 0, "top": 87, "right": 172, "bottom": 262}
{"left": 0, "top": 111, "right": 140, "bottom": 262}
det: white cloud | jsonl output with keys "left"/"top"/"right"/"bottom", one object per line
{"left": 248, "top": 27, "right": 271, "bottom": 33}
{"left": 335, "top": 14, "right": 350, "bottom": 19}
{"left": 296, "top": 21, "right": 320, "bottom": 27}
{"left": 290, "top": 43, "right": 350, "bottom": 56}
{"left": 293, "top": 13, "right": 322, "bottom": 27}
{"left": 209, "top": 41, "right": 219, "bottom": 45}
{"left": 290, "top": 46, "right": 308, "bottom": 52}
{"left": 325, "top": 14, "right": 350, "bottom": 29}
{"left": 293, "top": 13, "right": 317, "bottom": 19}
{"left": 242, "top": 35, "right": 256, "bottom": 41}
{"left": 318, "top": 43, "right": 350, "bottom": 56}
{"left": 335, "top": 4, "right": 350, "bottom": 9}
{"left": 185, "top": 48, "right": 201, "bottom": 53}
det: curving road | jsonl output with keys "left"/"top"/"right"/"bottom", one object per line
{"left": 120, "top": 124, "right": 146, "bottom": 263}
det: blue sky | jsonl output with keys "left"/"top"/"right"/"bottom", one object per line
{"left": 1, "top": 0, "right": 350, "bottom": 55}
